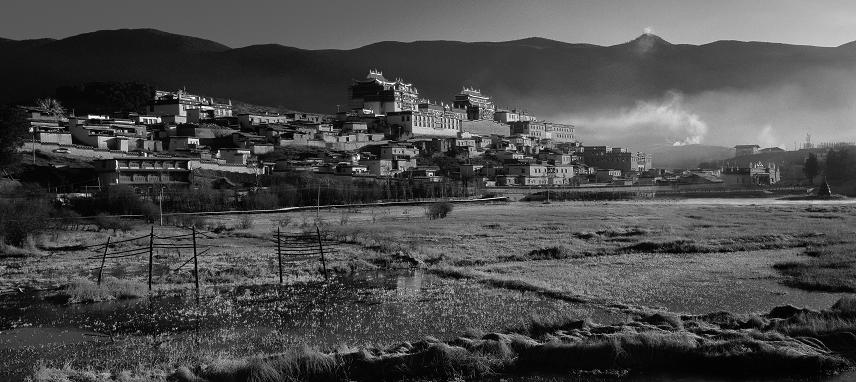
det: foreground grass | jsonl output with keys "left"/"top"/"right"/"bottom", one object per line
{"left": 774, "top": 243, "right": 856, "bottom": 292}
{"left": 55, "top": 277, "right": 147, "bottom": 303}
{"left": 31, "top": 297, "right": 856, "bottom": 381}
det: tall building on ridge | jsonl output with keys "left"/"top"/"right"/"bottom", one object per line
{"left": 150, "top": 89, "right": 232, "bottom": 121}
{"left": 348, "top": 70, "right": 420, "bottom": 116}
{"left": 453, "top": 87, "right": 495, "bottom": 121}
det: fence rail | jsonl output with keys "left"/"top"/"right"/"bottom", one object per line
{"left": 85, "top": 223, "right": 336, "bottom": 302}
{"left": 88, "top": 226, "right": 211, "bottom": 302}
{"left": 274, "top": 224, "right": 330, "bottom": 283}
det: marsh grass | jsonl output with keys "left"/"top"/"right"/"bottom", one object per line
{"left": 774, "top": 244, "right": 856, "bottom": 292}
{"left": 0, "top": 239, "right": 45, "bottom": 257}
{"left": 57, "top": 277, "right": 147, "bottom": 303}
{"left": 500, "top": 245, "right": 578, "bottom": 261}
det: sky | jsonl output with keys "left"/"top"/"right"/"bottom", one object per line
{"left": 3, "top": 0, "right": 856, "bottom": 49}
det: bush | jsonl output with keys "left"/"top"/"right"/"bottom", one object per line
{"left": 0, "top": 198, "right": 54, "bottom": 245}
{"left": 139, "top": 201, "right": 160, "bottom": 223}
{"left": 426, "top": 202, "right": 454, "bottom": 220}
{"left": 93, "top": 214, "right": 132, "bottom": 233}
{"left": 167, "top": 214, "right": 207, "bottom": 228}
{"left": 237, "top": 215, "right": 254, "bottom": 229}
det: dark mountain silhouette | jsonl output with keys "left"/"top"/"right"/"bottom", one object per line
{"left": 1, "top": 28, "right": 855, "bottom": 141}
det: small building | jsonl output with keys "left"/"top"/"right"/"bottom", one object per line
{"left": 237, "top": 113, "right": 291, "bottom": 129}
{"left": 721, "top": 162, "right": 780, "bottom": 185}
{"left": 734, "top": 144, "right": 760, "bottom": 157}
{"left": 168, "top": 136, "right": 201, "bottom": 152}
{"left": 380, "top": 143, "right": 419, "bottom": 160}
{"left": 334, "top": 163, "right": 369, "bottom": 175}
{"left": 150, "top": 89, "right": 232, "bottom": 119}
{"left": 401, "top": 167, "right": 443, "bottom": 182}
{"left": 94, "top": 157, "right": 192, "bottom": 187}
{"left": 217, "top": 148, "right": 252, "bottom": 165}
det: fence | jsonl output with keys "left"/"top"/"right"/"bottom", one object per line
{"left": 81, "top": 224, "right": 336, "bottom": 302}
{"left": 273, "top": 225, "right": 338, "bottom": 282}
{"left": 84, "top": 226, "right": 214, "bottom": 302}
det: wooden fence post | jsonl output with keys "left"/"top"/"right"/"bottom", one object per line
{"left": 315, "top": 224, "right": 328, "bottom": 282}
{"left": 148, "top": 226, "right": 154, "bottom": 292}
{"left": 192, "top": 226, "right": 199, "bottom": 303}
{"left": 277, "top": 227, "right": 283, "bottom": 284}
{"left": 97, "top": 237, "right": 110, "bottom": 286}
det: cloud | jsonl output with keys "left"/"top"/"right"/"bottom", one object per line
{"left": 568, "top": 91, "right": 708, "bottom": 149}
{"left": 756, "top": 125, "right": 779, "bottom": 149}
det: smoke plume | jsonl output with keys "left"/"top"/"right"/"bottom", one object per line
{"left": 569, "top": 91, "right": 708, "bottom": 148}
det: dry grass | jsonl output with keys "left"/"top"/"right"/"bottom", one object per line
{"left": 774, "top": 243, "right": 856, "bottom": 292}
{"left": 56, "top": 277, "right": 147, "bottom": 303}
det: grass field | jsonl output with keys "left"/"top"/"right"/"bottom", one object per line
{"left": 3, "top": 198, "right": 856, "bottom": 380}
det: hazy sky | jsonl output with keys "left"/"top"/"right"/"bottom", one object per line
{"left": 3, "top": 0, "right": 856, "bottom": 49}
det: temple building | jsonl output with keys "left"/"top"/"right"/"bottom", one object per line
{"left": 509, "top": 121, "right": 577, "bottom": 144}
{"left": 150, "top": 89, "right": 232, "bottom": 123}
{"left": 348, "top": 70, "right": 420, "bottom": 116}
{"left": 453, "top": 87, "right": 495, "bottom": 121}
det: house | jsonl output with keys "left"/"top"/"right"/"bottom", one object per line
{"left": 401, "top": 167, "right": 443, "bottom": 182}
{"left": 217, "top": 148, "right": 252, "bottom": 165}
{"left": 505, "top": 162, "right": 575, "bottom": 185}
{"left": 386, "top": 108, "right": 461, "bottom": 138}
{"left": 150, "top": 89, "right": 232, "bottom": 119}
{"left": 334, "top": 163, "right": 369, "bottom": 175}
{"left": 68, "top": 118, "right": 128, "bottom": 151}
{"left": 237, "top": 113, "right": 291, "bottom": 129}
{"left": 342, "top": 121, "right": 368, "bottom": 132}
{"left": 94, "top": 157, "right": 192, "bottom": 187}
{"left": 168, "top": 136, "right": 201, "bottom": 152}
{"left": 582, "top": 146, "right": 650, "bottom": 172}
{"left": 721, "top": 162, "right": 780, "bottom": 185}
{"left": 734, "top": 144, "right": 760, "bottom": 157}
{"left": 380, "top": 143, "right": 419, "bottom": 160}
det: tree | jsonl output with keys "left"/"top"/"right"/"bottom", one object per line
{"left": 803, "top": 153, "right": 820, "bottom": 184}
{"left": 0, "top": 105, "right": 29, "bottom": 167}
{"left": 826, "top": 149, "right": 856, "bottom": 183}
{"left": 36, "top": 98, "right": 66, "bottom": 120}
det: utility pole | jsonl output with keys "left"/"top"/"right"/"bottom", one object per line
{"left": 159, "top": 186, "right": 164, "bottom": 226}
{"left": 31, "top": 127, "right": 36, "bottom": 164}
{"left": 316, "top": 181, "right": 321, "bottom": 220}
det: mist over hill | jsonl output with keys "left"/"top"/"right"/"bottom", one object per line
{"left": 2, "top": 28, "right": 856, "bottom": 152}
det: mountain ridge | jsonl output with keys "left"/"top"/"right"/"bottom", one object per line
{"left": 2, "top": 28, "right": 855, "bottom": 150}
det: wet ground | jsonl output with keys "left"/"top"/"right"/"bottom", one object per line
{"left": 479, "top": 248, "right": 845, "bottom": 315}
{"left": 0, "top": 270, "right": 610, "bottom": 381}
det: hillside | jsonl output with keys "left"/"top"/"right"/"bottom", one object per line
{"left": 2, "top": 29, "right": 856, "bottom": 150}
{"left": 648, "top": 144, "right": 735, "bottom": 169}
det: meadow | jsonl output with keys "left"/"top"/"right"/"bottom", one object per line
{"left": 3, "top": 198, "right": 856, "bottom": 381}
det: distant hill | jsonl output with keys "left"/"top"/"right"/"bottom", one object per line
{"left": 2, "top": 28, "right": 856, "bottom": 148}
{"left": 648, "top": 144, "right": 735, "bottom": 169}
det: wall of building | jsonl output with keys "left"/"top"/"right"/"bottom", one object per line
{"left": 461, "top": 120, "right": 510, "bottom": 136}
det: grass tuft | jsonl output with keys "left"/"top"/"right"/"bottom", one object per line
{"left": 56, "top": 277, "right": 146, "bottom": 303}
